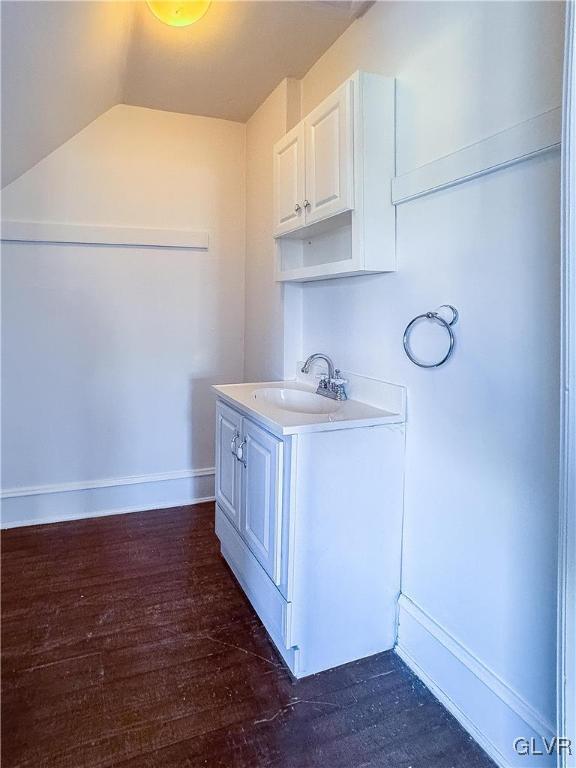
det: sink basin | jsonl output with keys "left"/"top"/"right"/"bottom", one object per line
{"left": 253, "top": 387, "right": 341, "bottom": 415}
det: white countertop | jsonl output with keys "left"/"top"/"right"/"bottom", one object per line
{"left": 213, "top": 380, "right": 405, "bottom": 436}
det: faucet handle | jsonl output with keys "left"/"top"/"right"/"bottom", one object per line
{"left": 333, "top": 370, "right": 348, "bottom": 384}
{"left": 331, "top": 381, "right": 348, "bottom": 401}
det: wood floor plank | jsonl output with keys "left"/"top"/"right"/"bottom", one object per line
{"left": 1, "top": 503, "right": 495, "bottom": 768}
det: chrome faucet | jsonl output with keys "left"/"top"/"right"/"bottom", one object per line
{"left": 301, "top": 353, "right": 348, "bottom": 401}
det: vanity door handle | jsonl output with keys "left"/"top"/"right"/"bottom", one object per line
{"left": 294, "top": 203, "right": 302, "bottom": 214}
{"left": 230, "top": 431, "right": 240, "bottom": 457}
{"left": 236, "top": 439, "right": 247, "bottom": 467}
{"left": 303, "top": 199, "right": 311, "bottom": 210}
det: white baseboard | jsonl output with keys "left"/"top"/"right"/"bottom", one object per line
{"left": 396, "top": 594, "right": 556, "bottom": 768}
{"left": 1, "top": 469, "right": 215, "bottom": 528}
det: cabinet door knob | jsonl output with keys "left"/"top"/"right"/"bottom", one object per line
{"left": 230, "top": 431, "right": 240, "bottom": 457}
{"left": 294, "top": 203, "right": 302, "bottom": 214}
{"left": 303, "top": 199, "right": 311, "bottom": 209}
{"left": 236, "top": 439, "right": 247, "bottom": 467}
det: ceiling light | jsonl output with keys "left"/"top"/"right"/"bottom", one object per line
{"left": 146, "top": 1, "right": 212, "bottom": 27}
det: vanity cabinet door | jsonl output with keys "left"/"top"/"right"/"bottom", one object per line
{"left": 215, "top": 402, "right": 243, "bottom": 529}
{"left": 273, "top": 123, "right": 305, "bottom": 236}
{"left": 304, "top": 79, "right": 354, "bottom": 225}
{"left": 240, "top": 419, "right": 284, "bottom": 585}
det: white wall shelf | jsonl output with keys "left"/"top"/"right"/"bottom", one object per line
{"left": 0, "top": 221, "right": 210, "bottom": 250}
{"left": 391, "top": 107, "right": 561, "bottom": 205}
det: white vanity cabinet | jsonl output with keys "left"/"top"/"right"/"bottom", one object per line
{"left": 273, "top": 71, "right": 396, "bottom": 282}
{"left": 216, "top": 402, "right": 283, "bottom": 584}
{"left": 215, "top": 402, "right": 243, "bottom": 529}
{"left": 239, "top": 417, "right": 284, "bottom": 584}
{"left": 214, "top": 394, "right": 405, "bottom": 679}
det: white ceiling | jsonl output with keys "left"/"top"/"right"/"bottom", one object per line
{"left": 1, "top": 1, "right": 368, "bottom": 187}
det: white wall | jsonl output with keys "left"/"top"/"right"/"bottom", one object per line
{"left": 244, "top": 81, "right": 289, "bottom": 382}
{"left": 243, "top": 2, "right": 564, "bottom": 766}
{"left": 244, "top": 78, "right": 301, "bottom": 381}
{"left": 300, "top": 1, "right": 563, "bottom": 174}
{"left": 1, "top": 104, "right": 246, "bottom": 525}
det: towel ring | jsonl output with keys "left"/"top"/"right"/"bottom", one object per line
{"left": 403, "top": 305, "right": 459, "bottom": 368}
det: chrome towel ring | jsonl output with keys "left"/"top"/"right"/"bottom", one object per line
{"left": 403, "top": 305, "right": 459, "bottom": 368}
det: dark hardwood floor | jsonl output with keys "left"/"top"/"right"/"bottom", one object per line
{"left": 2, "top": 503, "right": 495, "bottom": 768}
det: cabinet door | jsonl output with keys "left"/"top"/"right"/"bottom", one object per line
{"left": 240, "top": 419, "right": 284, "bottom": 584}
{"left": 304, "top": 80, "right": 354, "bottom": 225}
{"left": 273, "top": 123, "right": 305, "bottom": 236}
{"left": 215, "top": 402, "right": 243, "bottom": 529}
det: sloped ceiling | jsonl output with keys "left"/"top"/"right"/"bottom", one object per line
{"left": 124, "top": 1, "right": 365, "bottom": 121}
{"left": 2, "top": 1, "right": 369, "bottom": 188}
{"left": 1, "top": 1, "right": 133, "bottom": 188}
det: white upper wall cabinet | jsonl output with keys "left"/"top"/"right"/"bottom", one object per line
{"left": 304, "top": 80, "right": 354, "bottom": 225}
{"left": 273, "top": 124, "right": 305, "bottom": 236}
{"left": 273, "top": 72, "right": 396, "bottom": 282}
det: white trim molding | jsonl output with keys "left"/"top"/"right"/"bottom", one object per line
{"left": 0, "top": 221, "right": 210, "bottom": 250}
{"left": 1, "top": 468, "right": 215, "bottom": 528}
{"left": 392, "top": 107, "right": 562, "bottom": 205}
{"left": 396, "top": 594, "right": 556, "bottom": 768}
{"left": 558, "top": 3, "right": 576, "bottom": 765}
